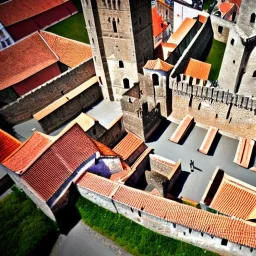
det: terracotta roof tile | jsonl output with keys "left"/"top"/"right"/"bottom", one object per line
{"left": 152, "top": 7, "right": 168, "bottom": 37}
{"left": 184, "top": 58, "right": 211, "bottom": 80}
{"left": 0, "top": 0, "right": 69, "bottom": 27}
{"left": 110, "top": 162, "right": 132, "bottom": 181}
{"left": 168, "top": 18, "right": 197, "bottom": 45}
{"left": 113, "top": 132, "right": 143, "bottom": 160}
{"left": 210, "top": 177, "right": 256, "bottom": 220}
{"left": 93, "top": 140, "right": 118, "bottom": 157}
{"left": 112, "top": 185, "right": 256, "bottom": 248}
{"left": 3, "top": 131, "right": 52, "bottom": 174}
{"left": 40, "top": 31, "right": 92, "bottom": 68}
{"left": 0, "top": 129, "right": 21, "bottom": 163}
{"left": 229, "top": 0, "right": 241, "bottom": 7}
{"left": 21, "top": 124, "right": 99, "bottom": 201}
{"left": 149, "top": 188, "right": 162, "bottom": 197}
{"left": 143, "top": 58, "right": 174, "bottom": 72}
{"left": 0, "top": 32, "right": 58, "bottom": 90}
{"left": 219, "top": 3, "right": 235, "bottom": 16}
{"left": 77, "top": 172, "right": 119, "bottom": 197}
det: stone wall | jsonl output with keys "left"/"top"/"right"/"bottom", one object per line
{"left": 38, "top": 83, "right": 103, "bottom": 133}
{"left": 210, "top": 15, "right": 233, "bottom": 43}
{"left": 0, "top": 59, "right": 95, "bottom": 125}
{"left": 76, "top": 184, "right": 256, "bottom": 256}
{"left": 170, "top": 81, "right": 256, "bottom": 138}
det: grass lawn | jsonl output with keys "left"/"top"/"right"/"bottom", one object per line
{"left": 0, "top": 187, "right": 58, "bottom": 256}
{"left": 46, "top": 13, "right": 89, "bottom": 44}
{"left": 203, "top": 0, "right": 216, "bottom": 11}
{"left": 206, "top": 39, "right": 226, "bottom": 81}
{"left": 76, "top": 196, "right": 218, "bottom": 256}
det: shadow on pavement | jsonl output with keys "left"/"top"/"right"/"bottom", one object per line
{"left": 248, "top": 143, "right": 256, "bottom": 169}
{"left": 147, "top": 118, "right": 171, "bottom": 142}
{"left": 169, "top": 171, "right": 190, "bottom": 197}
{"left": 208, "top": 133, "right": 222, "bottom": 156}
{"left": 179, "top": 122, "right": 195, "bottom": 145}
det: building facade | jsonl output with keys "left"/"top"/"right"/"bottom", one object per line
{"left": 82, "top": 0, "right": 154, "bottom": 101}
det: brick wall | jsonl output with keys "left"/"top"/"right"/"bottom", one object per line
{"left": 0, "top": 59, "right": 95, "bottom": 125}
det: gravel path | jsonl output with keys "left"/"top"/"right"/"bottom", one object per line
{"left": 50, "top": 220, "right": 131, "bottom": 256}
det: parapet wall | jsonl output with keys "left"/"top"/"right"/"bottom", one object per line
{"left": 0, "top": 59, "right": 95, "bottom": 125}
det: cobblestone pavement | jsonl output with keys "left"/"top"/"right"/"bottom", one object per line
{"left": 51, "top": 220, "right": 131, "bottom": 256}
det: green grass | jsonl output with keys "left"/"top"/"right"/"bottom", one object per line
{"left": 206, "top": 39, "right": 226, "bottom": 81}
{"left": 203, "top": 0, "right": 215, "bottom": 11}
{"left": 46, "top": 13, "right": 89, "bottom": 44}
{"left": 0, "top": 187, "right": 58, "bottom": 256}
{"left": 76, "top": 197, "right": 218, "bottom": 256}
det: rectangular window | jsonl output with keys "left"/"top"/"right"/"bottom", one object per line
{"left": 218, "top": 26, "right": 223, "bottom": 34}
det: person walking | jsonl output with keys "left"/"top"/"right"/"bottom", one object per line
{"left": 190, "top": 160, "right": 194, "bottom": 172}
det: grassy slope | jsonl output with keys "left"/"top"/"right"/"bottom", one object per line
{"left": 76, "top": 197, "right": 218, "bottom": 256}
{"left": 206, "top": 39, "right": 226, "bottom": 81}
{"left": 203, "top": 0, "right": 215, "bottom": 11}
{"left": 0, "top": 188, "right": 58, "bottom": 256}
{"left": 46, "top": 13, "right": 89, "bottom": 44}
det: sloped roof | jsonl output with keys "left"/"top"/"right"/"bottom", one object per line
{"left": 77, "top": 172, "right": 119, "bottom": 197}
{"left": 0, "top": 32, "right": 58, "bottom": 90}
{"left": 0, "top": 129, "right": 21, "bottom": 163}
{"left": 167, "top": 17, "right": 197, "bottom": 45}
{"left": 40, "top": 31, "right": 92, "bottom": 68}
{"left": 228, "top": 0, "right": 241, "bottom": 7}
{"left": 78, "top": 172, "right": 256, "bottom": 248}
{"left": 3, "top": 131, "right": 52, "bottom": 173}
{"left": 184, "top": 58, "right": 211, "bottom": 80}
{"left": 152, "top": 7, "right": 168, "bottom": 37}
{"left": 219, "top": 2, "right": 235, "bottom": 16}
{"left": 209, "top": 176, "right": 256, "bottom": 220}
{"left": 113, "top": 132, "right": 144, "bottom": 160}
{"left": 21, "top": 124, "right": 99, "bottom": 201}
{"left": 0, "top": 0, "right": 69, "bottom": 26}
{"left": 143, "top": 58, "right": 174, "bottom": 72}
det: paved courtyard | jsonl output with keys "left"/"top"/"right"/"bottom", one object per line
{"left": 147, "top": 120, "right": 256, "bottom": 202}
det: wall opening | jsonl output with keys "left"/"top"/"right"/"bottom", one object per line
{"left": 138, "top": 211, "right": 141, "bottom": 217}
{"left": 231, "top": 38, "right": 234, "bottom": 45}
{"left": 139, "top": 17, "right": 142, "bottom": 25}
{"left": 218, "top": 26, "right": 223, "bottom": 34}
{"left": 221, "top": 239, "right": 228, "bottom": 246}
{"left": 130, "top": 207, "right": 134, "bottom": 213}
{"left": 123, "top": 78, "right": 130, "bottom": 89}
{"left": 88, "top": 20, "right": 91, "bottom": 26}
{"left": 112, "top": 18, "right": 117, "bottom": 33}
{"left": 118, "top": 0, "right": 121, "bottom": 10}
{"left": 98, "top": 76, "right": 103, "bottom": 85}
{"left": 253, "top": 70, "right": 256, "bottom": 77}
{"left": 113, "top": 0, "right": 116, "bottom": 9}
{"left": 250, "top": 13, "right": 256, "bottom": 23}
{"left": 189, "top": 228, "right": 192, "bottom": 234}
{"left": 152, "top": 73, "right": 159, "bottom": 86}
{"left": 92, "top": 38, "right": 95, "bottom": 46}
{"left": 119, "top": 60, "right": 124, "bottom": 68}
{"left": 233, "top": 60, "right": 235, "bottom": 64}
{"left": 232, "top": 11, "right": 236, "bottom": 22}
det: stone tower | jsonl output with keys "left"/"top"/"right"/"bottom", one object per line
{"left": 218, "top": 0, "right": 256, "bottom": 94}
{"left": 81, "top": 0, "right": 154, "bottom": 101}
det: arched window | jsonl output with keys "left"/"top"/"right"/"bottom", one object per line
{"left": 119, "top": 60, "right": 124, "bottom": 68}
{"left": 152, "top": 73, "right": 159, "bottom": 86}
{"left": 231, "top": 38, "right": 234, "bottom": 45}
{"left": 250, "top": 13, "right": 256, "bottom": 23}
{"left": 123, "top": 78, "right": 129, "bottom": 89}
{"left": 112, "top": 18, "right": 117, "bottom": 33}
{"left": 253, "top": 71, "right": 256, "bottom": 77}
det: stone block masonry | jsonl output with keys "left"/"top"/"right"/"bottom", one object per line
{"left": 0, "top": 59, "right": 95, "bottom": 125}
{"left": 170, "top": 81, "right": 256, "bottom": 138}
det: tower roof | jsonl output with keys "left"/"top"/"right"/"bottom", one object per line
{"left": 143, "top": 58, "right": 174, "bottom": 72}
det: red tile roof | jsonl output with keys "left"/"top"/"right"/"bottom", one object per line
{"left": 0, "top": 0, "right": 69, "bottom": 27}
{"left": 0, "top": 32, "right": 58, "bottom": 90}
{"left": 143, "top": 58, "right": 174, "bottom": 72}
{"left": 77, "top": 172, "right": 119, "bottom": 197}
{"left": 184, "top": 58, "right": 211, "bottom": 80}
{"left": 149, "top": 188, "right": 162, "bottom": 197}
{"left": 40, "top": 31, "right": 92, "bottom": 68}
{"left": 3, "top": 131, "right": 52, "bottom": 174}
{"left": 219, "top": 3, "right": 235, "bottom": 16}
{"left": 75, "top": 172, "right": 256, "bottom": 248}
{"left": 229, "top": 0, "right": 241, "bottom": 7}
{"left": 21, "top": 124, "right": 99, "bottom": 201}
{"left": 209, "top": 177, "right": 256, "bottom": 220}
{"left": 113, "top": 132, "right": 144, "bottom": 160}
{"left": 0, "top": 129, "right": 21, "bottom": 163}
{"left": 152, "top": 7, "right": 168, "bottom": 37}
{"left": 93, "top": 140, "right": 118, "bottom": 157}
{"left": 112, "top": 185, "right": 256, "bottom": 248}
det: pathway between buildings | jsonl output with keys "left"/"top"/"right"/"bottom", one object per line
{"left": 50, "top": 220, "right": 131, "bottom": 256}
